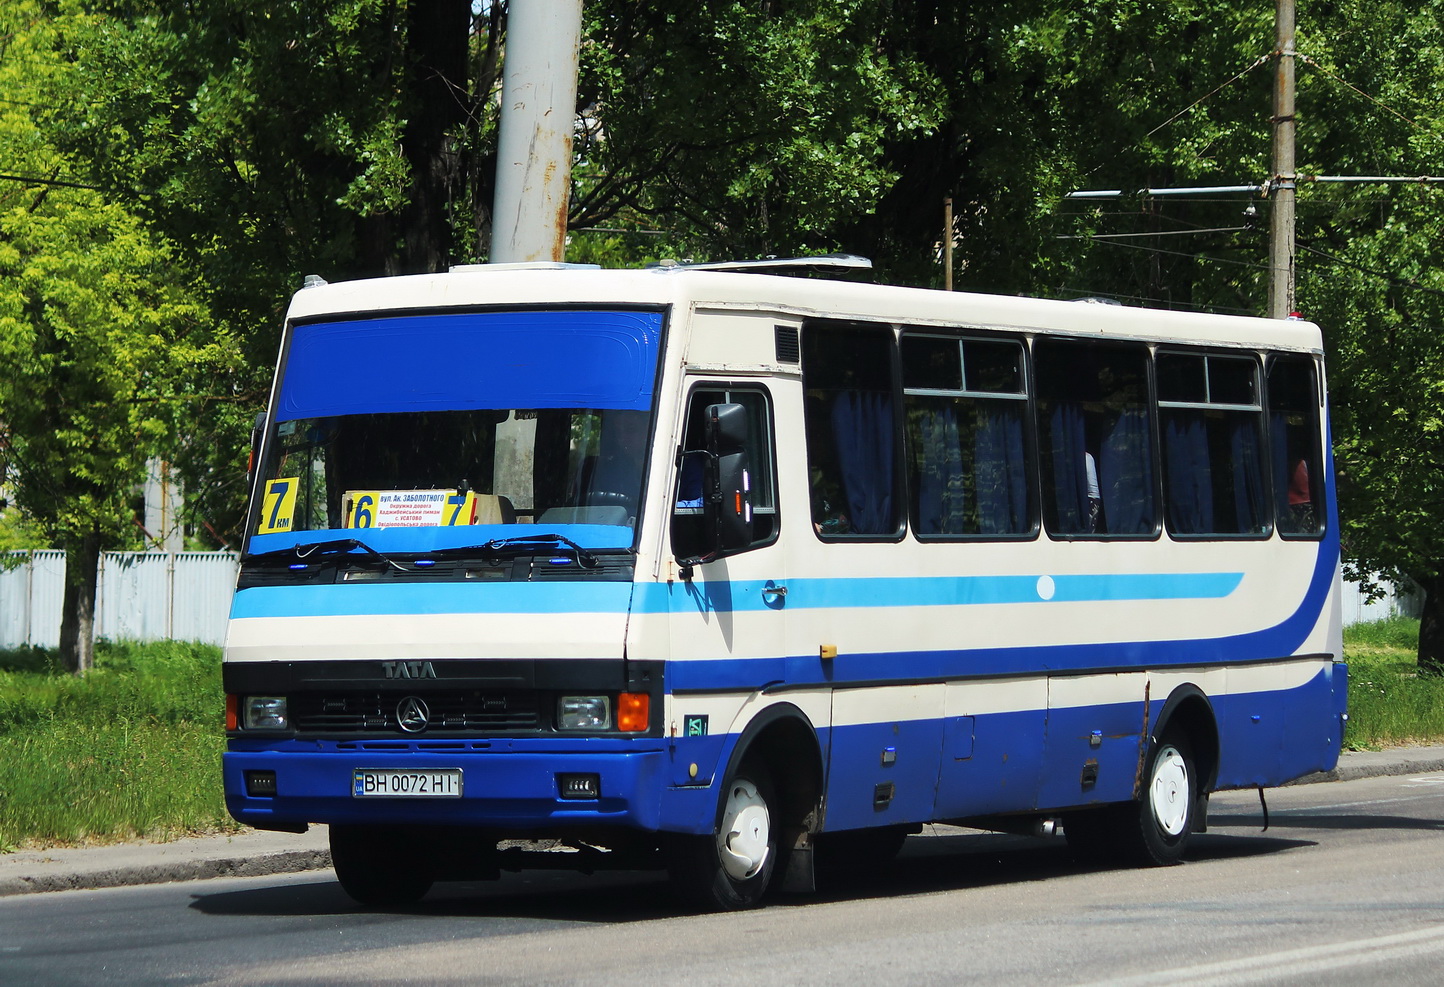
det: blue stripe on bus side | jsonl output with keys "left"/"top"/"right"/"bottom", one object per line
{"left": 230, "top": 569, "right": 1243, "bottom": 619}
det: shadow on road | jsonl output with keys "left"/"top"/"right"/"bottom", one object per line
{"left": 187, "top": 824, "right": 1317, "bottom": 922}
{"left": 1211, "top": 812, "right": 1444, "bottom": 833}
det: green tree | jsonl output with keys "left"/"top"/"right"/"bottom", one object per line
{"left": 0, "top": 4, "right": 239, "bottom": 673}
{"left": 35, "top": 1, "right": 495, "bottom": 540}
{"left": 1287, "top": 3, "right": 1444, "bottom": 673}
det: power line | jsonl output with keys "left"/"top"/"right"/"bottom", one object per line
{"left": 0, "top": 172, "right": 104, "bottom": 191}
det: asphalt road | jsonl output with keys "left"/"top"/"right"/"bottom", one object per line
{"left": 5, "top": 772, "right": 1444, "bottom": 986}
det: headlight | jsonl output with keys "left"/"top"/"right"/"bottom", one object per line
{"left": 558, "top": 696, "right": 610, "bottom": 730}
{"left": 242, "top": 696, "right": 289, "bottom": 730}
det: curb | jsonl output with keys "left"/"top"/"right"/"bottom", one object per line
{"left": 1287, "top": 751, "right": 1444, "bottom": 786}
{"left": 0, "top": 847, "right": 332, "bottom": 898}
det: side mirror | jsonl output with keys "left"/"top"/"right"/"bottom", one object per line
{"left": 705, "top": 404, "right": 753, "bottom": 553}
{"left": 673, "top": 403, "right": 754, "bottom": 573}
{"left": 706, "top": 402, "right": 748, "bottom": 454}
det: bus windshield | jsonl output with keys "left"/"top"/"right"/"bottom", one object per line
{"left": 248, "top": 307, "right": 663, "bottom": 552}
{"left": 253, "top": 407, "right": 651, "bottom": 545}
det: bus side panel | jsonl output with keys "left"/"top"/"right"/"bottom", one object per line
{"left": 933, "top": 678, "right": 1048, "bottom": 820}
{"left": 1212, "top": 664, "right": 1340, "bottom": 789}
{"left": 823, "top": 684, "right": 944, "bottom": 830}
{"left": 933, "top": 708, "right": 1048, "bottom": 820}
{"left": 1038, "top": 674, "right": 1149, "bottom": 811}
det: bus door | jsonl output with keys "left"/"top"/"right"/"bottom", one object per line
{"left": 664, "top": 382, "right": 787, "bottom": 789}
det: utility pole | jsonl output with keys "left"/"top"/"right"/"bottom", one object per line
{"left": 1269, "top": 0, "right": 1297, "bottom": 319}
{"left": 490, "top": 0, "right": 584, "bottom": 264}
{"left": 943, "top": 197, "right": 954, "bottom": 291}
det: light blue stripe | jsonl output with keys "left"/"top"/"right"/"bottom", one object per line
{"left": 230, "top": 571, "right": 1241, "bottom": 620}
{"left": 637, "top": 572, "right": 1241, "bottom": 613}
{"left": 231, "top": 582, "right": 634, "bottom": 619}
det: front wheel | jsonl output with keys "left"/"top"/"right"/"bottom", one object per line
{"left": 667, "top": 764, "right": 778, "bottom": 911}
{"left": 330, "top": 824, "right": 434, "bottom": 907}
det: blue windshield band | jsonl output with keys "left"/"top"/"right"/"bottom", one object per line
{"left": 276, "top": 309, "right": 664, "bottom": 421}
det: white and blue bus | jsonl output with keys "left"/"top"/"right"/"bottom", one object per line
{"left": 223, "top": 261, "right": 1346, "bottom": 909}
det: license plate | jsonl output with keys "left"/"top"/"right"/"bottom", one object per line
{"left": 352, "top": 768, "right": 463, "bottom": 798}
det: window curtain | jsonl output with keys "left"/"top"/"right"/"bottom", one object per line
{"left": 832, "top": 390, "right": 896, "bottom": 534}
{"left": 1164, "top": 413, "right": 1211, "bottom": 533}
{"left": 1230, "top": 418, "right": 1267, "bottom": 533}
{"left": 1100, "top": 408, "right": 1155, "bottom": 534}
{"left": 1047, "top": 403, "right": 1089, "bottom": 532}
{"left": 915, "top": 402, "right": 962, "bottom": 534}
{"left": 1269, "top": 411, "right": 1291, "bottom": 523}
{"left": 975, "top": 404, "right": 1027, "bottom": 534}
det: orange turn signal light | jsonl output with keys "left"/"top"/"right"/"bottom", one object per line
{"left": 225, "top": 693, "right": 238, "bottom": 731}
{"left": 617, "top": 692, "right": 650, "bottom": 732}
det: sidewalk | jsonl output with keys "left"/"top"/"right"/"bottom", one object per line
{"left": 4, "top": 745, "right": 1443, "bottom": 897}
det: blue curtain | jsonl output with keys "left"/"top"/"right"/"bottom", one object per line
{"left": 1230, "top": 418, "right": 1266, "bottom": 533}
{"left": 1269, "top": 411, "right": 1291, "bottom": 523}
{"left": 1164, "top": 414, "right": 1212, "bottom": 533}
{"left": 1100, "top": 408, "right": 1155, "bottom": 534}
{"left": 915, "top": 403, "right": 962, "bottom": 534}
{"left": 832, "top": 391, "right": 896, "bottom": 534}
{"left": 975, "top": 405, "right": 1027, "bottom": 534}
{"left": 1048, "top": 403, "right": 1089, "bottom": 532}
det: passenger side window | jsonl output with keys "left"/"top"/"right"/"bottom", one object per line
{"left": 1267, "top": 355, "right": 1325, "bottom": 538}
{"left": 1035, "top": 338, "right": 1156, "bottom": 537}
{"left": 801, "top": 323, "right": 902, "bottom": 539}
{"left": 671, "top": 386, "right": 779, "bottom": 559}
{"left": 902, "top": 334, "right": 1033, "bottom": 537}
{"left": 1158, "top": 352, "right": 1268, "bottom": 537}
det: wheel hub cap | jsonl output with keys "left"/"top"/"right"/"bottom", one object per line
{"left": 718, "top": 779, "right": 770, "bottom": 881}
{"left": 1150, "top": 745, "right": 1190, "bottom": 837}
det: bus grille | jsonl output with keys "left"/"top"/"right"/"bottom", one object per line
{"left": 290, "top": 691, "right": 543, "bottom": 734}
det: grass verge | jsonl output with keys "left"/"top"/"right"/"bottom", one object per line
{"left": 0, "top": 641, "right": 239, "bottom": 851}
{"left": 1342, "top": 616, "right": 1444, "bottom": 750}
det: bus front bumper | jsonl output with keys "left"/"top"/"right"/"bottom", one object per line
{"left": 223, "top": 744, "right": 669, "bottom": 834}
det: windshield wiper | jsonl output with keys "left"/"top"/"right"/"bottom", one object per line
{"left": 244, "top": 537, "right": 408, "bottom": 571}
{"left": 439, "top": 534, "right": 601, "bottom": 569}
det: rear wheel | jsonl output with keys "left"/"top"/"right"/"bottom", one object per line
{"left": 1127, "top": 732, "right": 1196, "bottom": 865}
{"left": 668, "top": 763, "right": 778, "bottom": 911}
{"left": 330, "top": 824, "right": 434, "bottom": 907}
{"left": 1064, "top": 730, "right": 1197, "bottom": 867}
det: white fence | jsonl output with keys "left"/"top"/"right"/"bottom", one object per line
{"left": 0, "top": 551, "right": 238, "bottom": 649}
{"left": 1341, "top": 573, "right": 1421, "bottom": 626}
{"left": 0, "top": 550, "right": 1424, "bottom": 651}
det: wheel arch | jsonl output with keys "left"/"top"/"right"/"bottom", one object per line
{"left": 1150, "top": 683, "right": 1220, "bottom": 794}
{"left": 715, "top": 701, "right": 825, "bottom": 838}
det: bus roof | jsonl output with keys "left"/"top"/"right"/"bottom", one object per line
{"left": 284, "top": 265, "right": 1323, "bottom": 353}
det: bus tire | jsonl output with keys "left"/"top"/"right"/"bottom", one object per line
{"left": 1123, "top": 730, "right": 1197, "bottom": 866}
{"left": 330, "top": 824, "right": 434, "bottom": 907}
{"left": 667, "top": 762, "right": 778, "bottom": 911}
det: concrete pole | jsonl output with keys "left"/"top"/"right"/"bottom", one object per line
{"left": 490, "top": 0, "right": 584, "bottom": 264}
{"left": 1269, "top": 0, "right": 1297, "bottom": 319}
{"left": 943, "top": 197, "right": 954, "bottom": 291}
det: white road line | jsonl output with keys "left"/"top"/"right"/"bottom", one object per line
{"left": 1069, "top": 925, "right": 1444, "bottom": 987}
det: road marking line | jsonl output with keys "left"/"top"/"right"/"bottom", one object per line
{"left": 1068, "top": 925, "right": 1444, "bottom": 987}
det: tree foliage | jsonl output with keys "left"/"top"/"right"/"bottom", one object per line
{"left": 0, "top": 2, "right": 240, "bottom": 672}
